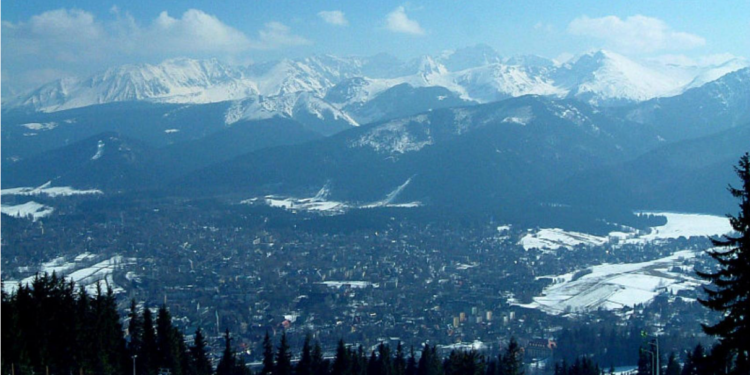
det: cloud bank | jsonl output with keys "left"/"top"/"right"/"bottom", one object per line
{"left": 385, "top": 6, "right": 425, "bottom": 36}
{"left": 568, "top": 15, "right": 705, "bottom": 53}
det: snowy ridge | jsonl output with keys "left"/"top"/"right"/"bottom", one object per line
{"left": 351, "top": 115, "right": 433, "bottom": 154}
{"left": 557, "top": 50, "right": 684, "bottom": 105}
{"left": 4, "top": 49, "right": 746, "bottom": 127}
{"left": 683, "top": 57, "right": 750, "bottom": 90}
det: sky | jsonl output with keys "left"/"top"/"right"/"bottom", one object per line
{"left": 2, "top": 0, "right": 749, "bottom": 96}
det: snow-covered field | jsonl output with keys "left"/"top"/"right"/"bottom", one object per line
{"left": 2, "top": 254, "right": 135, "bottom": 295}
{"left": 243, "top": 180, "right": 421, "bottom": 214}
{"left": 519, "top": 212, "right": 733, "bottom": 251}
{"left": 2, "top": 182, "right": 103, "bottom": 197}
{"left": 518, "top": 228, "right": 608, "bottom": 251}
{"left": 517, "top": 250, "right": 703, "bottom": 315}
{"left": 512, "top": 212, "right": 734, "bottom": 315}
{"left": 1, "top": 201, "right": 54, "bottom": 221}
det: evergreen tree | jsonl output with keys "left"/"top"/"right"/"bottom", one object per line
{"left": 190, "top": 328, "right": 213, "bottom": 375}
{"left": 368, "top": 350, "right": 380, "bottom": 375}
{"left": 156, "top": 304, "right": 183, "bottom": 375}
{"left": 405, "top": 347, "right": 417, "bottom": 375}
{"left": 417, "top": 345, "right": 442, "bottom": 375}
{"left": 394, "top": 342, "right": 407, "bottom": 375}
{"left": 665, "top": 352, "right": 681, "bottom": 375}
{"left": 680, "top": 344, "right": 706, "bottom": 375}
{"left": 297, "top": 334, "right": 314, "bottom": 375}
{"left": 638, "top": 347, "right": 653, "bottom": 375}
{"left": 697, "top": 153, "right": 750, "bottom": 359}
{"left": 331, "top": 339, "right": 350, "bottom": 375}
{"left": 378, "top": 343, "right": 393, "bottom": 375}
{"left": 311, "top": 340, "right": 328, "bottom": 375}
{"left": 352, "top": 347, "right": 367, "bottom": 375}
{"left": 141, "top": 306, "right": 159, "bottom": 375}
{"left": 499, "top": 338, "right": 523, "bottom": 375}
{"left": 128, "top": 299, "right": 145, "bottom": 375}
{"left": 275, "top": 331, "right": 292, "bottom": 375}
{"left": 218, "top": 329, "right": 236, "bottom": 375}
{"left": 262, "top": 332, "right": 275, "bottom": 375}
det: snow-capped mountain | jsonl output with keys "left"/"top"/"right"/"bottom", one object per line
{"left": 554, "top": 50, "right": 685, "bottom": 105}
{"left": 6, "top": 59, "right": 259, "bottom": 112}
{"left": 4, "top": 46, "right": 746, "bottom": 129}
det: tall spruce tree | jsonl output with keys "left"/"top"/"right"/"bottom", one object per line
{"left": 261, "top": 332, "right": 275, "bottom": 375}
{"left": 141, "top": 306, "right": 159, "bottom": 375}
{"left": 128, "top": 299, "right": 144, "bottom": 366}
{"left": 191, "top": 328, "right": 213, "bottom": 375}
{"left": 500, "top": 338, "right": 523, "bottom": 375}
{"left": 665, "top": 352, "right": 681, "bottom": 375}
{"left": 275, "top": 331, "right": 292, "bottom": 375}
{"left": 697, "top": 153, "right": 750, "bottom": 359}
{"left": 331, "top": 339, "right": 350, "bottom": 375}
{"left": 405, "top": 347, "right": 417, "bottom": 375}
{"left": 311, "top": 340, "right": 327, "bottom": 375}
{"left": 156, "top": 304, "right": 182, "bottom": 375}
{"left": 218, "top": 329, "right": 236, "bottom": 375}
{"left": 297, "top": 334, "right": 313, "bottom": 375}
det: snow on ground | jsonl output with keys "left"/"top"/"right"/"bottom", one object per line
{"left": 515, "top": 250, "right": 703, "bottom": 315}
{"left": 20, "top": 122, "right": 58, "bottom": 131}
{"left": 1, "top": 182, "right": 103, "bottom": 197}
{"left": 318, "top": 281, "right": 378, "bottom": 289}
{"left": 518, "top": 228, "right": 608, "bottom": 251}
{"left": 362, "top": 177, "right": 422, "bottom": 208}
{"left": 91, "top": 140, "right": 105, "bottom": 160}
{"left": 1, "top": 201, "right": 54, "bottom": 221}
{"left": 2, "top": 254, "right": 135, "bottom": 295}
{"left": 629, "top": 212, "right": 732, "bottom": 243}
{"left": 439, "top": 340, "right": 487, "bottom": 351}
{"left": 519, "top": 212, "right": 732, "bottom": 251}
{"left": 244, "top": 181, "right": 421, "bottom": 214}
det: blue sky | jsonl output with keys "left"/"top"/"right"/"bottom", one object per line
{"left": 3, "top": 1, "right": 749, "bottom": 95}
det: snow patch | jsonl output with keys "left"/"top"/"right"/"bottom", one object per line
{"left": 1, "top": 201, "right": 54, "bottom": 221}
{"left": 363, "top": 177, "right": 421, "bottom": 208}
{"left": 319, "top": 281, "right": 378, "bottom": 289}
{"left": 3, "top": 255, "right": 136, "bottom": 295}
{"left": 518, "top": 212, "right": 731, "bottom": 251}
{"left": 20, "top": 122, "right": 57, "bottom": 131}
{"left": 351, "top": 115, "right": 433, "bottom": 154}
{"left": 91, "top": 140, "right": 105, "bottom": 160}
{"left": 519, "top": 229, "right": 607, "bottom": 251}
{"left": 2, "top": 182, "right": 104, "bottom": 197}
{"left": 516, "top": 250, "right": 703, "bottom": 315}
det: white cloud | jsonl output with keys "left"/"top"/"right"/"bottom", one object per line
{"left": 385, "top": 6, "right": 425, "bottom": 36}
{"left": 255, "top": 21, "right": 311, "bottom": 49}
{"left": 318, "top": 10, "right": 348, "bottom": 26}
{"left": 568, "top": 15, "right": 705, "bottom": 53}
{"left": 145, "top": 9, "right": 255, "bottom": 53}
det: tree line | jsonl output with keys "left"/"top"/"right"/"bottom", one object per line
{"left": 1, "top": 273, "right": 214, "bottom": 375}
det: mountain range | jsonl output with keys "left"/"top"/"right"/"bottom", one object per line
{"left": 3, "top": 45, "right": 749, "bottom": 230}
